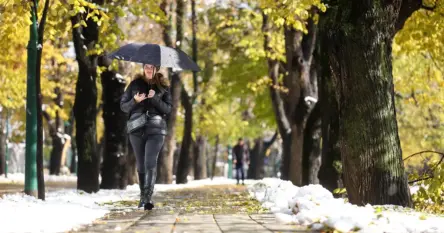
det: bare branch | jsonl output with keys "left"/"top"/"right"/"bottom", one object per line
{"left": 403, "top": 150, "right": 444, "bottom": 161}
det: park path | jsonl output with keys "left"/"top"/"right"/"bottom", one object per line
{"left": 70, "top": 184, "right": 313, "bottom": 233}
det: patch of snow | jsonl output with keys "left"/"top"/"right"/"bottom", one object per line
{"left": 248, "top": 178, "right": 444, "bottom": 233}
{"left": 0, "top": 186, "right": 139, "bottom": 233}
{"left": 0, "top": 176, "right": 246, "bottom": 233}
{"left": 0, "top": 173, "right": 77, "bottom": 184}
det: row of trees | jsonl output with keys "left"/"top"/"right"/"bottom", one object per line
{"left": 0, "top": 0, "right": 442, "bottom": 207}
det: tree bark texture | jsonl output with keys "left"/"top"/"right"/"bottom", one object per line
{"left": 317, "top": 50, "right": 341, "bottom": 192}
{"left": 99, "top": 56, "right": 128, "bottom": 189}
{"left": 66, "top": 111, "right": 77, "bottom": 174}
{"left": 157, "top": 0, "right": 177, "bottom": 184}
{"left": 211, "top": 135, "right": 219, "bottom": 179}
{"left": 43, "top": 109, "right": 64, "bottom": 176}
{"left": 0, "top": 111, "right": 6, "bottom": 175}
{"left": 318, "top": 0, "right": 417, "bottom": 206}
{"left": 176, "top": 89, "right": 193, "bottom": 184}
{"left": 71, "top": 11, "right": 100, "bottom": 193}
{"left": 302, "top": 102, "right": 321, "bottom": 185}
{"left": 263, "top": 10, "right": 318, "bottom": 186}
{"left": 248, "top": 132, "right": 278, "bottom": 179}
{"left": 193, "top": 135, "right": 207, "bottom": 180}
{"left": 126, "top": 143, "right": 137, "bottom": 185}
{"left": 35, "top": 0, "right": 50, "bottom": 200}
{"left": 174, "top": 0, "right": 194, "bottom": 185}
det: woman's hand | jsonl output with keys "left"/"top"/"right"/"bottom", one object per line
{"left": 147, "top": 89, "right": 156, "bottom": 98}
{"left": 134, "top": 92, "right": 148, "bottom": 103}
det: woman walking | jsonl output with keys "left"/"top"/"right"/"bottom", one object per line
{"left": 120, "top": 64, "right": 172, "bottom": 210}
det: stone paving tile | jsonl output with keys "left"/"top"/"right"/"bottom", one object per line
{"left": 263, "top": 224, "right": 313, "bottom": 233}
{"left": 128, "top": 223, "right": 174, "bottom": 233}
{"left": 173, "top": 215, "right": 220, "bottom": 232}
{"left": 72, "top": 185, "right": 311, "bottom": 233}
{"left": 216, "top": 223, "right": 271, "bottom": 233}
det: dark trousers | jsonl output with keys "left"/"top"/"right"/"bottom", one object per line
{"left": 235, "top": 163, "right": 244, "bottom": 183}
{"left": 129, "top": 130, "right": 165, "bottom": 173}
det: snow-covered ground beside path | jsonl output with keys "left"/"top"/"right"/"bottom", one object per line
{"left": 0, "top": 177, "right": 249, "bottom": 233}
{"left": 248, "top": 178, "right": 444, "bottom": 233}
{"left": 0, "top": 173, "right": 77, "bottom": 184}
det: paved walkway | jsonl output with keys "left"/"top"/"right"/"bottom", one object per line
{"left": 71, "top": 185, "right": 312, "bottom": 233}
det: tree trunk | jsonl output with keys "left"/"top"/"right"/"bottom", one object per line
{"left": 172, "top": 0, "right": 192, "bottom": 185}
{"left": 66, "top": 111, "right": 77, "bottom": 174}
{"left": 48, "top": 86, "right": 64, "bottom": 175}
{"left": 35, "top": 0, "right": 50, "bottom": 200}
{"left": 193, "top": 136, "right": 207, "bottom": 180}
{"left": 157, "top": 0, "right": 176, "bottom": 184}
{"left": 0, "top": 111, "right": 6, "bottom": 175}
{"left": 211, "top": 135, "right": 219, "bottom": 179}
{"left": 99, "top": 56, "right": 128, "bottom": 189}
{"left": 263, "top": 10, "right": 317, "bottom": 186}
{"left": 318, "top": 0, "right": 415, "bottom": 206}
{"left": 49, "top": 134, "right": 64, "bottom": 175}
{"left": 317, "top": 55, "right": 341, "bottom": 192}
{"left": 248, "top": 138, "right": 263, "bottom": 179}
{"left": 173, "top": 142, "right": 181, "bottom": 175}
{"left": 71, "top": 13, "right": 100, "bottom": 193}
{"left": 157, "top": 73, "right": 181, "bottom": 184}
{"left": 126, "top": 138, "right": 137, "bottom": 185}
{"left": 302, "top": 102, "right": 321, "bottom": 185}
{"left": 176, "top": 89, "right": 193, "bottom": 184}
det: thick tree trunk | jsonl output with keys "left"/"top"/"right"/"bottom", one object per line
{"left": 176, "top": 89, "right": 193, "bottom": 184}
{"left": 48, "top": 87, "right": 65, "bottom": 175}
{"left": 173, "top": 142, "right": 181, "bottom": 175}
{"left": 157, "top": 0, "right": 176, "bottom": 184}
{"left": 318, "top": 0, "right": 414, "bottom": 206}
{"left": 126, "top": 139, "right": 137, "bottom": 185}
{"left": 0, "top": 111, "right": 6, "bottom": 175}
{"left": 49, "top": 135, "right": 64, "bottom": 175}
{"left": 263, "top": 11, "right": 316, "bottom": 185}
{"left": 248, "top": 138, "right": 263, "bottom": 179}
{"left": 35, "top": 0, "right": 50, "bottom": 200}
{"left": 172, "top": 0, "right": 192, "bottom": 185}
{"left": 317, "top": 55, "right": 341, "bottom": 192}
{"left": 99, "top": 56, "right": 128, "bottom": 189}
{"left": 302, "top": 102, "right": 321, "bottom": 185}
{"left": 193, "top": 135, "right": 207, "bottom": 180}
{"left": 211, "top": 135, "right": 219, "bottom": 179}
{"left": 66, "top": 111, "right": 77, "bottom": 174}
{"left": 71, "top": 13, "right": 100, "bottom": 193}
{"left": 248, "top": 132, "right": 278, "bottom": 179}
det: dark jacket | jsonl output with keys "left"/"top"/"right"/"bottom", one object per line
{"left": 232, "top": 144, "right": 249, "bottom": 164}
{"left": 120, "top": 76, "right": 172, "bottom": 135}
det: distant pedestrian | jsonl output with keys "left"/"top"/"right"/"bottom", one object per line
{"left": 120, "top": 64, "right": 172, "bottom": 210}
{"left": 232, "top": 138, "right": 249, "bottom": 185}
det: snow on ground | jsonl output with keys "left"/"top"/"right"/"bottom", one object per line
{"left": 247, "top": 178, "right": 444, "bottom": 233}
{"left": 0, "top": 185, "right": 139, "bottom": 233}
{"left": 0, "top": 176, "right": 244, "bottom": 233}
{"left": 0, "top": 173, "right": 77, "bottom": 184}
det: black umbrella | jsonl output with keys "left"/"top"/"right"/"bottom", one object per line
{"left": 107, "top": 43, "right": 201, "bottom": 72}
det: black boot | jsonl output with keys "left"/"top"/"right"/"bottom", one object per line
{"left": 138, "top": 172, "right": 145, "bottom": 208}
{"left": 143, "top": 169, "right": 157, "bottom": 210}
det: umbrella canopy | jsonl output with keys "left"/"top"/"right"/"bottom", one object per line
{"left": 107, "top": 43, "right": 201, "bottom": 72}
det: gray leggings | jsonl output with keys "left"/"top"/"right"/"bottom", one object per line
{"left": 129, "top": 132, "right": 165, "bottom": 173}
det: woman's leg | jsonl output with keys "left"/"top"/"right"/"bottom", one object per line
{"left": 129, "top": 133, "right": 146, "bottom": 207}
{"left": 142, "top": 134, "right": 165, "bottom": 210}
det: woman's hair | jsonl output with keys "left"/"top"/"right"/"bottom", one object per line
{"left": 134, "top": 72, "right": 170, "bottom": 90}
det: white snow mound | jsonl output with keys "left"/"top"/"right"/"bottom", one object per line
{"left": 248, "top": 178, "right": 444, "bottom": 233}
